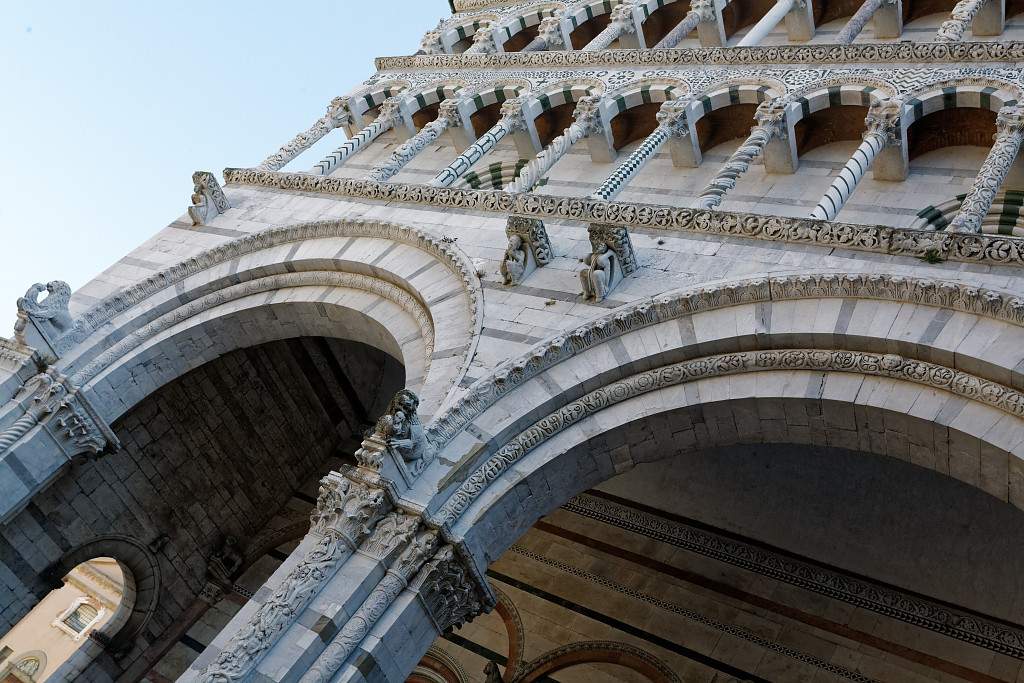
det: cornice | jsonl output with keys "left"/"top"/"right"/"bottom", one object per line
{"left": 222, "top": 168, "right": 1024, "bottom": 268}
{"left": 374, "top": 42, "right": 1024, "bottom": 72}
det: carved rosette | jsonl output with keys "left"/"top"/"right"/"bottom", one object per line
{"left": 195, "top": 473, "right": 386, "bottom": 683}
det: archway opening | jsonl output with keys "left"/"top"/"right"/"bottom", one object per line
{"left": 0, "top": 558, "right": 128, "bottom": 682}
{"left": 641, "top": 1, "right": 692, "bottom": 45}
{"left": 534, "top": 102, "right": 578, "bottom": 147}
{"left": 610, "top": 102, "right": 661, "bottom": 149}
{"left": 695, "top": 102, "right": 758, "bottom": 152}
{"left": 793, "top": 104, "right": 868, "bottom": 156}
{"left": 569, "top": 11, "right": 614, "bottom": 48}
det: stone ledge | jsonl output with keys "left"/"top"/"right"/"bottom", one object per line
{"left": 222, "top": 167, "right": 1024, "bottom": 268}
{"left": 374, "top": 41, "right": 1024, "bottom": 71}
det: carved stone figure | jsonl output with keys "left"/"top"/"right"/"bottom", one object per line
{"left": 501, "top": 234, "right": 528, "bottom": 285}
{"left": 579, "top": 242, "right": 618, "bottom": 302}
{"left": 208, "top": 535, "right": 244, "bottom": 585}
{"left": 187, "top": 171, "right": 231, "bottom": 226}
{"left": 354, "top": 389, "right": 431, "bottom": 480}
{"left": 483, "top": 661, "right": 503, "bottom": 683}
{"left": 16, "top": 281, "right": 73, "bottom": 343}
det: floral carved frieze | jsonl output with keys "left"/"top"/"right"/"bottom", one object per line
{"left": 222, "top": 169, "right": 1024, "bottom": 267}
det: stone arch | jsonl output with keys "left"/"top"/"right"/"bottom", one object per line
{"left": 902, "top": 79, "right": 1021, "bottom": 124}
{"left": 637, "top": 0, "right": 691, "bottom": 46}
{"left": 59, "top": 218, "right": 481, "bottom": 424}
{"left": 349, "top": 80, "right": 411, "bottom": 129}
{"left": 441, "top": 14, "right": 500, "bottom": 53}
{"left": 493, "top": 2, "right": 564, "bottom": 52}
{"left": 422, "top": 273, "right": 1024, "bottom": 564}
{"left": 43, "top": 535, "right": 157, "bottom": 653}
{"left": 565, "top": 0, "right": 620, "bottom": 49}
{"left": 404, "top": 80, "right": 469, "bottom": 130}
{"left": 786, "top": 82, "right": 894, "bottom": 157}
{"left": 461, "top": 81, "right": 531, "bottom": 137}
{"left": 603, "top": 77, "right": 689, "bottom": 149}
{"left": 493, "top": 586, "right": 526, "bottom": 681}
{"left": 690, "top": 80, "right": 785, "bottom": 153}
{"left": 410, "top": 646, "right": 470, "bottom": 682}
{"left": 511, "top": 641, "right": 681, "bottom": 683}
{"left": 527, "top": 78, "right": 604, "bottom": 146}
{"left": 456, "top": 160, "right": 528, "bottom": 190}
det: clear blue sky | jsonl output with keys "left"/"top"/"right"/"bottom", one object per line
{"left": 0, "top": 1, "right": 444, "bottom": 334}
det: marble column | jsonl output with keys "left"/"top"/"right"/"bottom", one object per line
{"left": 366, "top": 99, "right": 464, "bottom": 182}
{"left": 506, "top": 96, "right": 603, "bottom": 193}
{"left": 948, "top": 105, "right": 1024, "bottom": 233}
{"left": 935, "top": 0, "right": 989, "bottom": 40}
{"left": 590, "top": 99, "right": 692, "bottom": 201}
{"left": 737, "top": 0, "right": 797, "bottom": 45}
{"left": 583, "top": 2, "right": 638, "bottom": 50}
{"left": 835, "top": 0, "right": 888, "bottom": 42}
{"left": 312, "top": 97, "right": 403, "bottom": 176}
{"left": 522, "top": 15, "right": 566, "bottom": 51}
{"left": 429, "top": 97, "right": 529, "bottom": 188}
{"left": 193, "top": 473, "right": 387, "bottom": 683}
{"left": 654, "top": 0, "right": 716, "bottom": 47}
{"left": 809, "top": 98, "right": 902, "bottom": 221}
{"left": 696, "top": 99, "right": 789, "bottom": 209}
{"left": 257, "top": 97, "right": 352, "bottom": 171}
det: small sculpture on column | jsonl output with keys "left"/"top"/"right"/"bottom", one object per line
{"left": 579, "top": 225, "right": 638, "bottom": 302}
{"left": 15, "top": 280, "right": 73, "bottom": 349}
{"left": 501, "top": 217, "right": 554, "bottom": 286}
{"left": 355, "top": 389, "right": 432, "bottom": 484}
{"left": 187, "top": 171, "right": 231, "bottom": 226}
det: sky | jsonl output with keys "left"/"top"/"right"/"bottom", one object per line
{"left": 0, "top": 1, "right": 444, "bottom": 334}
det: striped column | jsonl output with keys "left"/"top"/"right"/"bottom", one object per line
{"left": 948, "top": 106, "right": 1024, "bottom": 233}
{"left": 366, "top": 99, "right": 463, "bottom": 182}
{"left": 697, "top": 100, "right": 788, "bottom": 209}
{"left": 935, "top": 0, "right": 989, "bottom": 40}
{"left": 655, "top": 0, "right": 715, "bottom": 47}
{"left": 312, "top": 97, "right": 403, "bottom": 176}
{"left": 429, "top": 97, "right": 528, "bottom": 188}
{"left": 737, "top": 0, "right": 797, "bottom": 46}
{"left": 507, "top": 96, "right": 603, "bottom": 193}
{"left": 258, "top": 97, "right": 352, "bottom": 171}
{"left": 583, "top": 2, "right": 637, "bottom": 50}
{"left": 835, "top": 0, "right": 886, "bottom": 42}
{"left": 809, "top": 99, "right": 902, "bottom": 221}
{"left": 590, "top": 99, "right": 690, "bottom": 201}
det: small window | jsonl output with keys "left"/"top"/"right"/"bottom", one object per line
{"left": 16, "top": 657, "right": 40, "bottom": 675}
{"left": 62, "top": 602, "right": 99, "bottom": 633}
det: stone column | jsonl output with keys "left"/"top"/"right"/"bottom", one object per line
{"left": 654, "top": 0, "right": 716, "bottom": 47}
{"left": 429, "top": 97, "right": 528, "bottom": 188}
{"left": 736, "top": 0, "right": 798, "bottom": 45}
{"left": 522, "top": 15, "right": 567, "bottom": 51}
{"left": 507, "top": 96, "right": 603, "bottom": 193}
{"left": 935, "top": 0, "right": 990, "bottom": 40}
{"left": 583, "top": 2, "right": 638, "bottom": 50}
{"left": 836, "top": 0, "right": 889, "bottom": 42}
{"left": 948, "top": 105, "right": 1024, "bottom": 233}
{"left": 312, "top": 97, "right": 403, "bottom": 176}
{"left": 366, "top": 99, "right": 464, "bottom": 182}
{"left": 464, "top": 21, "right": 498, "bottom": 54}
{"left": 257, "top": 97, "right": 352, "bottom": 172}
{"left": 810, "top": 98, "right": 902, "bottom": 221}
{"left": 696, "top": 99, "right": 789, "bottom": 209}
{"left": 590, "top": 99, "right": 692, "bottom": 201}
{"left": 192, "top": 472, "right": 387, "bottom": 683}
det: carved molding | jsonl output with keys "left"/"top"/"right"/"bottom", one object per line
{"left": 510, "top": 640, "right": 681, "bottom": 683}
{"left": 561, "top": 493, "right": 1024, "bottom": 660}
{"left": 221, "top": 169, "right": 1024, "bottom": 267}
{"left": 56, "top": 219, "right": 481, "bottom": 369}
{"left": 375, "top": 41, "right": 1024, "bottom": 70}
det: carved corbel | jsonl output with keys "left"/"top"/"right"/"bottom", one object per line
{"left": 188, "top": 171, "right": 231, "bottom": 226}
{"left": 15, "top": 280, "right": 72, "bottom": 353}
{"left": 354, "top": 389, "right": 433, "bottom": 487}
{"left": 501, "top": 217, "right": 554, "bottom": 286}
{"left": 579, "top": 224, "right": 638, "bottom": 302}
{"left": 412, "top": 544, "right": 492, "bottom": 634}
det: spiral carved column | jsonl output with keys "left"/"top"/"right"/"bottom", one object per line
{"left": 429, "top": 98, "right": 528, "bottom": 188}
{"left": 506, "top": 96, "right": 602, "bottom": 193}
{"left": 312, "top": 98, "right": 403, "bottom": 176}
{"left": 835, "top": 0, "right": 886, "bottom": 42}
{"left": 948, "top": 106, "right": 1024, "bottom": 233}
{"left": 366, "top": 99, "right": 462, "bottom": 182}
{"left": 935, "top": 0, "right": 989, "bottom": 40}
{"left": 258, "top": 97, "right": 352, "bottom": 171}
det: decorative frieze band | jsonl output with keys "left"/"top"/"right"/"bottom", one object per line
{"left": 374, "top": 41, "right": 1024, "bottom": 71}
{"left": 222, "top": 168, "right": 1024, "bottom": 267}
{"left": 562, "top": 493, "right": 1024, "bottom": 659}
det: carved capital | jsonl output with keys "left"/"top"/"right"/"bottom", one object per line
{"left": 327, "top": 96, "right": 355, "bottom": 129}
{"left": 419, "top": 28, "right": 445, "bottom": 55}
{"left": 437, "top": 98, "right": 465, "bottom": 128}
{"left": 468, "top": 21, "right": 498, "bottom": 53}
{"left": 413, "top": 545, "right": 486, "bottom": 633}
{"left": 571, "top": 95, "right": 604, "bottom": 135}
{"left": 361, "top": 511, "right": 421, "bottom": 562}
{"left": 537, "top": 15, "right": 565, "bottom": 48}
{"left": 374, "top": 96, "right": 404, "bottom": 127}
{"left": 753, "top": 98, "right": 789, "bottom": 132}
{"left": 864, "top": 97, "right": 903, "bottom": 145}
{"left": 996, "top": 105, "right": 1024, "bottom": 137}
{"left": 610, "top": 2, "right": 639, "bottom": 33}
{"left": 655, "top": 98, "right": 692, "bottom": 137}
{"left": 499, "top": 96, "right": 529, "bottom": 132}
{"left": 309, "top": 473, "right": 386, "bottom": 543}
{"left": 691, "top": 0, "right": 718, "bottom": 21}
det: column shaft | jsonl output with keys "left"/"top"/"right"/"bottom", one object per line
{"left": 590, "top": 127, "right": 672, "bottom": 200}
{"left": 258, "top": 97, "right": 349, "bottom": 172}
{"left": 835, "top": 0, "right": 884, "bottom": 42}
{"left": 948, "top": 109, "right": 1024, "bottom": 232}
{"left": 522, "top": 35, "right": 549, "bottom": 50}
{"left": 696, "top": 122, "right": 780, "bottom": 209}
{"left": 313, "top": 117, "right": 395, "bottom": 176}
{"left": 654, "top": 11, "right": 702, "bottom": 47}
{"left": 737, "top": 0, "right": 796, "bottom": 45}
{"left": 429, "top": 116, "right": 520, "bottom": 187}
{"left": 366, "top": 114, "right": 454, "bottom": 182}
{"left": 935, "top": 0, "right": 989, "bottom": 40}
{"left": 809, "top": 133, "right": 885, "bottom": 220}
{"left": 584, "top": 23, "right": 625, "bottom": 50}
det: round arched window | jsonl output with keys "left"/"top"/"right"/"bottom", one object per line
{"left": 16, "top": 657, "right": 41, "bottom": 675}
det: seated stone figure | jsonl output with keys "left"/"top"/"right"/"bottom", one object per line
{"left": 579, "top": 241, "right": 619, "bottom": 302}
{"left": 355, "top": 389, "right": 430, "bottom": 478}
{"left": 500, "top": 234, "right": 528, "bottom": 285}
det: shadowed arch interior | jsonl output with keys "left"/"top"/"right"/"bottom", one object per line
{"left": 908, "top": 107, "right": 998, "bottom": 159}
{"left": 793, "top": 104, "right": 869, "bottom": 156}
{"left": 695, "top": 103, "right": 758, "bottom": 152}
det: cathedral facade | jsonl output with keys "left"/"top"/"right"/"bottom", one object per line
{"left": 3, "top": 1, "right": 1024, "bottom": 681}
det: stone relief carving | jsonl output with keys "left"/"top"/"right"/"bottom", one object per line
{"left": 195, "top": 473, "right": 386, "bottom": 683}
{"left": 414, "top": 544, "right": 487, "bottom": 633}
{"left": 15, "top": 281, "right": 72, "bottom": 347}
{"left": 354, "top": 389, "right": 433, "bottom": 484}
{"left": 187, "top": 171, "right": 230, "bottom": 226}
{"left": 501, "top": 216, "right": 554, "bottom": 286}
{"left": 579, "top": 224, "right": 637, "bottom": 302}
{"left": 207, "top": 536, "right": 244, "bottom": 586}
{"left": 223, "top": 169, "right": 1024, "bottom": 267}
